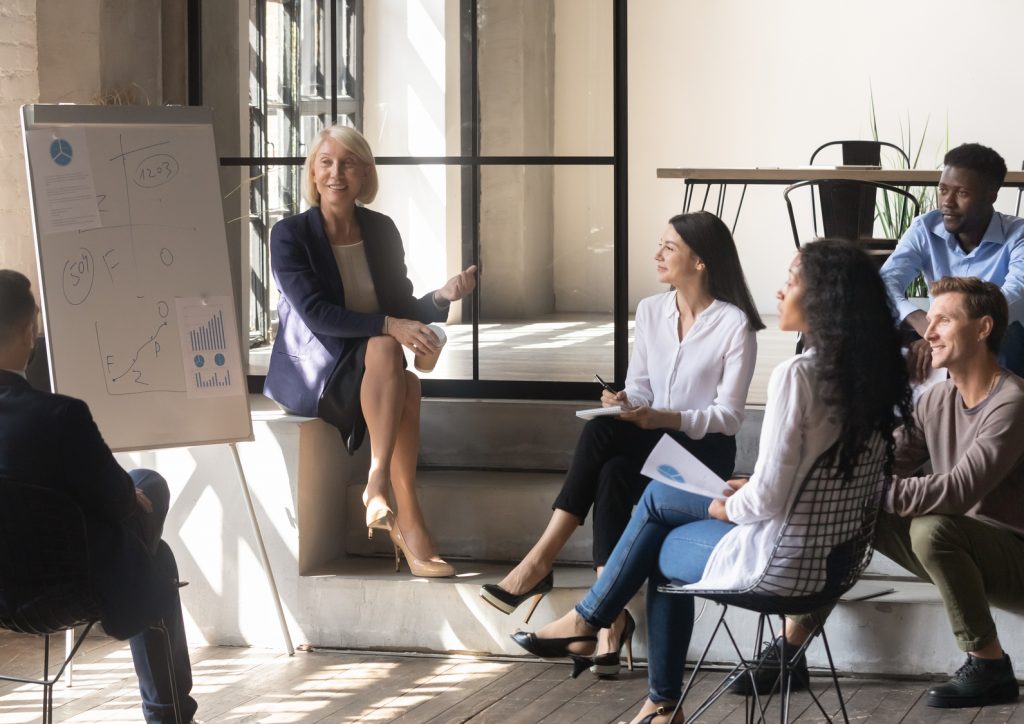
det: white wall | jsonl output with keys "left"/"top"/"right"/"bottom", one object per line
{"left": 628, "top": 0, "right": 1024, "bottom": 312}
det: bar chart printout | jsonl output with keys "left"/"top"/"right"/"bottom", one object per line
{"left": 175, "top": 296, "right": 244, "bottom": 398}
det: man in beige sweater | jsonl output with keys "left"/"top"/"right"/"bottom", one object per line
{"left": 743, "top": 276, "right": 1024, "bottom": 708}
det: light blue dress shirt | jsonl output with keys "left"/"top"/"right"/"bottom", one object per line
{"left": 881, "top": 209, "right": 1024, "bottom": 326}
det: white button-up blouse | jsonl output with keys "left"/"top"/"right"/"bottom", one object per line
{"left": 686, "top": 350, "right": 843, "bottom": 593}
{"left": 624, "top": 292, "right": 758, "bottom": 439}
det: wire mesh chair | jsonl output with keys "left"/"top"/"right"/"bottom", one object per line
{"left": 658, "top": 434, "right": 890, "bottom": 724}
{"left": 0, "top": 479, "right": 183, "bottom": 724}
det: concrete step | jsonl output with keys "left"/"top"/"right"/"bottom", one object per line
{"left": 127, "top": 394, "right": 949, "bottom": 680}
{"left": 418, "top": 398, "right": 765, "bottom": 476}
{"left": 342, "top": 468, "right": 901, "bottom": 577}
{"left": 289, "top": 560, "right": 1024, "bottom": 680}
{"left": 343, "top": 470, "right": 595, "bottom": 563}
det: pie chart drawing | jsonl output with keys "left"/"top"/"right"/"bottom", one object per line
{"left": 50, "top": 138, "right": 73, "bottom": 167}
{"left": 657, "top": 464, "right": 686, "bottom": 485}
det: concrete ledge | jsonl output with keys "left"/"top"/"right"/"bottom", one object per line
{"left": 289, "top": 566, "right": 1024, "bottom": 680}
{"left": 344, "top": 470, "right": 593, "bottom": 563}
{"left": 420, "top": 399, "right": 764, "bottom": 475}
{"left": 124, "top": 394, "right": 956, "bottom": 680}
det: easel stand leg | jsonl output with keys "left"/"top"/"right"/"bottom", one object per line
{"left": 64, "top": 628, "right": 73, "bottom": 687}
{"left": 228, "top": 443, "right": 295, "bottom": 655}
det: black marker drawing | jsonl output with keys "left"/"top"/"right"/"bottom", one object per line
{"left": 94, "top": 317, "right": 184, "bottom": 395}
{"left": 102, "top": 248, "right": 119, "bottom": 283}
{"left": 62, "top": 248, "right": 94, "bottom": 305}
{"left": 134, "top": 153, "right": 179, "bottom": 188}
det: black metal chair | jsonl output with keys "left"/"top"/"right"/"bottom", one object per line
{"left": 809, "top": 140, "right": 910, "bottom": 169}
{"left": 808, "top": 141, "right": 912, "bottom": 242}
{"left": 785, "top": 179, "right": 919, "bottom": 353}
{"left": 658, "top": 434, "right": 890, "bottom": 724}
{"left": 784, "top": 179, "right": 920, "bottom": 259}
{"left": 0, "top": 479, "right": 183, "bottom": 724}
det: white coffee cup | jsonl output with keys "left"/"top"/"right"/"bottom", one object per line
{"left": 414, "top": 324, "right": 447, "bottom": 372}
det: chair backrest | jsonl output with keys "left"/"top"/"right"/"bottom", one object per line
{"left": 0, "top": 479, "right": 101, "bottom": 634}
{"left": 809, "top": 140, "right": 910, "bottom": 169}
{"left": 784, "top": 179, "right": 921, "bottom": 263}
{"left": 808, "top": 141, "right": 912, "bottom": 245}
{"left": 745, "top": 433, "right": 889, "bottom": 602}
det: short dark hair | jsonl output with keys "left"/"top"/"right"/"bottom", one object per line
{"left": 668, "top": 211, "right": 765, "bottom": 331}
{"left": 0, "top": 270, "right": 37, "bottom": 346}
{"left": 943, "top": 143, "right": 1007, "bottom": 191}
{"left": 929, "top": 276, "right": 1007, "bottom": 354}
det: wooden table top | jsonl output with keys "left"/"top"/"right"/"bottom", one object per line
{"left": 657, "top": 167, "right": 1024, "bottom": 187}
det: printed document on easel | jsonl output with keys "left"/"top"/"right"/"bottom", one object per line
{"left": 641, "top": 434, "right": 730, "bottom": 499}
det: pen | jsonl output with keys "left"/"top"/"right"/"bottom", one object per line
{"left": 594, "top": 374, "right": 618, "bottom": 394}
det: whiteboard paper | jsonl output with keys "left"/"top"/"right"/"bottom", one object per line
{"left": 641, "top": 434, "right": 730, "bottom": 499}
{"left": 22, "top": 105, "right": 252, "bottom": 450}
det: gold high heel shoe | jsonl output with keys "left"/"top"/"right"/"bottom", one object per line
{"left": 363, "top": 491, "right": 394, "bottom": 539}
{"left": 388, "top": 525, "right": 455, "bottom": 578}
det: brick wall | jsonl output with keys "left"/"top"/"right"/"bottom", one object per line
{"left": 0, "top": 0, "right": 39, "bottom": 286}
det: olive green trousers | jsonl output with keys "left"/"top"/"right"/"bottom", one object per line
{"left": 792, "top": 512, "right": 1024, "bottom": 652}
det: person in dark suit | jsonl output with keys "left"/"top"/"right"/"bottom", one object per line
{"left": 263, "top": 125, "right": 476, "bottom": 578}
{"left": 0, "top": 269, "right": 199, "bottom": 724}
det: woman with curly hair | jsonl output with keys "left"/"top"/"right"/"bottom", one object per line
{"left": 510, "top": 240, "right": 913, "bottom": 723}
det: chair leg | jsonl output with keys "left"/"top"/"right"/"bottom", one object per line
{"left": 819, "top": 628, "right": 850, "bottom": 724}
{"left": 43, "top": 633, "right": 51, "bottom": 724}
{"left": 778, "top": 618, "right": 790, "bottom": 723}
{"left": 675, "top": 605, "right": 740, "bottom": 722}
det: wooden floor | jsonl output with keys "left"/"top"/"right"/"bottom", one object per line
{"left": 2, "top": 632, "right": 1023, "bottom": 723}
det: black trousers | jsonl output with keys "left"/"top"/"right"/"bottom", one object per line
{"left": 552, "top": 417, "right": 736, "bottom": 567}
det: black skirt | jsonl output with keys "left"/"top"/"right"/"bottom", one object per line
{"left": 317, "top": 338, "right": 369, "bottom": 455}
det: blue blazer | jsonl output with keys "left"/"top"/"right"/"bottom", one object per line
{"left": 264, "top": 206, "right": 447, "bottom": 416}
{"left": 0, "top": 371, "right": 173, "bottom": 639}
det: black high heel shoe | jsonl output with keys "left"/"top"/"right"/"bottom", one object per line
{"left": 590, "top": 609, "right": 636, "bottom": 677}
{"left": 510, "top": 630, "right": 597, "bottom": 679}
{"left": 636, "top": 702, "right": 682, "bottom": 724}
{"left": 480, "top": 571, "right": 554, "bottom": 623}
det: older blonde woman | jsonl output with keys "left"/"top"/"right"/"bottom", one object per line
{"left": 264, "top": 125, "right": 476, "bottom": 577}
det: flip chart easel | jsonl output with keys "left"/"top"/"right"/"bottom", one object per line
{"left": 21, "top": 104, "right": 293, "bottom": 655}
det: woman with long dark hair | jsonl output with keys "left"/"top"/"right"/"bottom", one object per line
{"left": 481, "top": 211, "right": 763, "bottom": 672}
{"left": 511, "top": 240, "right": 913, "bottom": 723}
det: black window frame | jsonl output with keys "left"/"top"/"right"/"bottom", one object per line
{"left": 191, "top": 0, "right": 628, "bottom": 400}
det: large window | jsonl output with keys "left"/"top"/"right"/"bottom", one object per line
{"left": 247, "top": 0, "right": 362, "bottom": 345}
{"left": 212, "top": 0, "right": 627, "bottom": 398}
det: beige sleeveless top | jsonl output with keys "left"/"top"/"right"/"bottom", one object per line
{"left": 332, "top": 242, "right": 381, "bottom": 314}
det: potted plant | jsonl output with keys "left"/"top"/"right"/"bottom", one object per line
{"left": 869, "top": 94, "right": 943, "bottom": 309}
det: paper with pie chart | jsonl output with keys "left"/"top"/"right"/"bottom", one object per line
{"left": 176, "top": 296, "right": 244, "bottom": 398}
{"left": 25, "top": 128, "right": 101, "bottom": 235}
{"left": 641, "top": 434, "right": 730, "bottom": 499}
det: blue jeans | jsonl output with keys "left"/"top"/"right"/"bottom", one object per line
{"left": 575, "top": 482, "right": 733, "bottom": 703}
{"left": 126, "top": 469, "right": 199, "bottom": 724}
{"left": 1000, "top": 321, "right": 1024, "bottom": 378}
